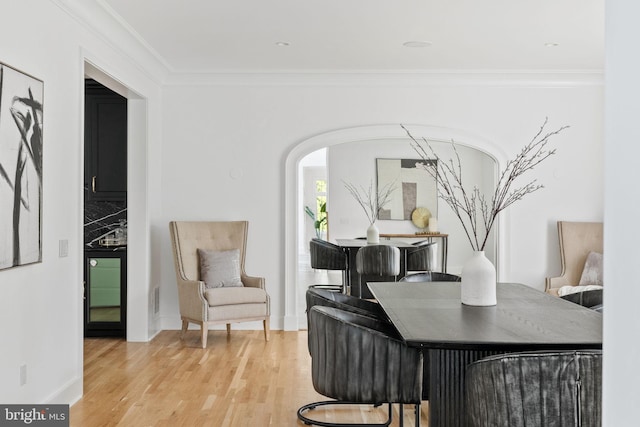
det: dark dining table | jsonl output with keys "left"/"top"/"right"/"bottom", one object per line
{"left": 367, "top": 281, "right": 603, "bottom": 427}
{"left": 335, "top": 238, "right": 415, "bottom": 298}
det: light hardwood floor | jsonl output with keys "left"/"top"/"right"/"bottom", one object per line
{"left": 71, "top": 330, "right": 429, "bottom": 426}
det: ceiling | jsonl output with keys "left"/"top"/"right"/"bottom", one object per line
{"left": 100, "top": 0, "right": 604, "bottom": 73}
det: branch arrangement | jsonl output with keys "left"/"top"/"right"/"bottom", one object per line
{"left": 343, "top": 179, "right": 396, "bottom": 225}
{"left": 402, "top": 118, "right": 568, "bottom": 251}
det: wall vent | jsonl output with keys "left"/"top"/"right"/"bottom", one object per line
{"left": 154, "top": 287, "right": 160, "bottom": 314}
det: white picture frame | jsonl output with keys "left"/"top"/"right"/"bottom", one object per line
{"left": 0, "top": 62, "right": 43, "bottom": 270}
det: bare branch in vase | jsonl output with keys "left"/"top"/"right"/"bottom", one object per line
{"left": 402, "top": 118, "right": 569, "bottom": 251}
{"left": 343, "top": 179, "right": 396, "bottom": 225}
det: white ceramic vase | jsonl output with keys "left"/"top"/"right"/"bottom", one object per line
{"left": 366, "top": 222, "right": 380, "bottom": 244}
{"left": 461, "top": 250, "right": 497, "bottom": 306}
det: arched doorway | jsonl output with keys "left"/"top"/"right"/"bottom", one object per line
{"left": 283, "top": 124, "right": 509, "bottom": 330}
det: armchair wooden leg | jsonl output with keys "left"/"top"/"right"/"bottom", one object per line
{"left": 263, "top": 318, "right": 270, "bottom": 342}
{"left": 201, "top": 323, "right": 208, "bottom": 349}
{"left": 226, "top": 323, "right": 231, "bottom": 336}
{"left": 180, "top": 319, "right": 188, "bottom": 340}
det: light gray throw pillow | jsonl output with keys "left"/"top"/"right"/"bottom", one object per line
{"left": 579, "top": 251, "right": 603, "bottom": 286}
{"left": 198, "top": 248, "right": 244, "bottom": 289}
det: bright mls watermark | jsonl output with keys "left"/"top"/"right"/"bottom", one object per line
{"left": 0, "top": 405, "right": 68, "bottom": 426}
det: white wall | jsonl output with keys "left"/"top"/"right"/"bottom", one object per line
{"left": 0, "top": 0, "right": 163, "bottom": 405}
{"left": 160, "top": 77, "right": 603, "bottom": 331}
{"left": 327, "top": 138, "right": 496, "bottom": 273}
{"left": 603, "top": 0, "right": 640, "bottom": 424}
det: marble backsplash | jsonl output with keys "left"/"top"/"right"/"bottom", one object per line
{"left": 84, "top": 187, "right": 127, "bottom": 248}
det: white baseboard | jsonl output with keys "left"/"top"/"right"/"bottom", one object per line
{"left": 159, "top": 315, "right": 284, "bottom": 331}
{"left": 283, "top": 315, "right": 300, "bottom": 331}
{"left": 45, "top": 375, "right": 82, "bottom": 406}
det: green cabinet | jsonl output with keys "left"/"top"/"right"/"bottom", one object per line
{"left": 84, "top": 250, "right": 126, "bottom": 337}
{"left": 89, "top": 257, "right": 121, "bottom": 307}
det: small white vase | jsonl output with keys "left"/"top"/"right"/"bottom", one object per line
{"left": 461, "top": 250, "right": 497, "bottom": 306}
{"left": 366, "top": 223, "right": 380, "bottom": 244}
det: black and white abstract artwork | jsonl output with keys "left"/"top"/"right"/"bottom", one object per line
{"left": 376, "top": 158, "right": 437, "bottom": 221}
{"left": 0, "top": 62, "right": 43, "bottom": 270}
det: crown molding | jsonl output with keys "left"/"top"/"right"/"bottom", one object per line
{"left": 51, "top": 0, "right": 170, "bottom": 84}
{"left": 164, "top": 70, "right": 603, "bottom": 87}
{"left": 50, "top": 1, "right": 603, "bottom": 89}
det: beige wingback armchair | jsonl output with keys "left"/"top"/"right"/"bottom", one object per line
{"left": 169, "top": 221, "right": 270, "bottom": 348}
{"left": 545, "top": 221, "right": 603, "bottom": 296}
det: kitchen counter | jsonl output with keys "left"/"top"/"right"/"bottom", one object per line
{"left": 85, "top": 245, "right": 127, "bottom": 252}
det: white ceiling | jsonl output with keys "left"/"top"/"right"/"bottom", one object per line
{"left": 100, "top": 0, "right": 604, "bottom": 73}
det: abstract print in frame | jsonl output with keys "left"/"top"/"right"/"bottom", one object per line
{"left": 0, "top": 62, "right": 43, "bottom": 270}
{"left": 376, "top": 158, "right": 437, "bottom": 221}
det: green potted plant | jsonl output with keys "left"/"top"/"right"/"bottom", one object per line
{"left": 305, "top": 201, "right": 327, "bottom": 239}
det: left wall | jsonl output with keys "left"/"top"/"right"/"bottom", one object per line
{"left": 0, "top": 0, "right": 163, "bottom": 404}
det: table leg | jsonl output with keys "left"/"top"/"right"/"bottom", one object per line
{"left": 428, "top": 349, "right": 506, "bottom": 427}
{"left": 345, "top": 248, "right": 360, "bottom": 297}
{"left": 400, "top": 249, "right": 407, "bottom": 279}
{"left": 442, "top": 236, "right": 448, "bottom": 273}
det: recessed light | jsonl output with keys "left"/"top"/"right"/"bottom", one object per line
{"left": 545, "top": 42, "right": 559, "bottom": 47}
{"left": 403, "top": 40, "right": 432, "bottom": 48}
{"left": 275, "top": 41, "right": 290, "bottom": 47}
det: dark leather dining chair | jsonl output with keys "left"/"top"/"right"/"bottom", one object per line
{"left": 465, "top": 350, "right": 602, "bottom": 427}
{"left": 309, "top": 238, "right": 349, "bottom": 293}
{"left": 304, "top": 288, "right": 390, "bottom": 380}
{"left": 400, "top": 271, "right": 461, "bottom": 282}
{"left": 560, "top": 289, "right": 603, "bottom": 312}
{"left": 305, "top": 287, "right": 387, "bottom": 320}
{"left": 298, "top": 305, "right": 423, "bottom": 427}
{"left": 406, "top": 241, "right": 437, "bottom": 272}
{"left": 355, "top": 244, "right": 400, "bottom": 299}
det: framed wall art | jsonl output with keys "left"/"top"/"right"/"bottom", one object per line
{"left": 0, "top": 62, "right": 43, "bottom": 270}
{"left": 376, "top": 158, "right": 437, "bottom": 221}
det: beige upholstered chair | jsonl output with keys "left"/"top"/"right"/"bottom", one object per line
{"left": 169, "top": 221, "right": 270, "bottom": 348}
{"left": 545, "top": 221, "right": 603, "bottom": 296}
